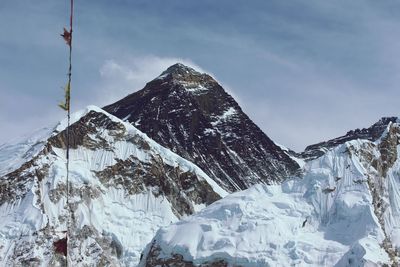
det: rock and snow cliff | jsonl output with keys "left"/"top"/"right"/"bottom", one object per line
{"left": 0, "top": 106, "right": 227, "bottom": 266}
{"left": 104, "top": 63, "right": 300, "bottom": 192}
{"left": 140, "top": 119, "right": 400, "bottom": 266}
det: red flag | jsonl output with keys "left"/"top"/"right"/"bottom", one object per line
{"left": 61, "top": 27, "right": 72, "bottom": 46}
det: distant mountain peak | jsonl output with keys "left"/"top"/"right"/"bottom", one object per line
{"left": 161, "top": 63, "right": 199, "bottom": 75}
{"left": 302, "top": 116, "right": 399, "bottom": 160}
{"left": 105, "top": 65, "right": 300, "bottom": 192}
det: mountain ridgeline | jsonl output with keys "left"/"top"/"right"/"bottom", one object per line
{"left": 0, "top": 62, "right": 399, "bottom": 266}
{"left": 301, "top": 116, "right": 399, "bottom": 160}
{"left": 104, "top": 63, "right": 300, "bottom": 192}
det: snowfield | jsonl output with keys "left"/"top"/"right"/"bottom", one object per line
{"left": 141, "top": 122, "right": 400, "bottom": 266}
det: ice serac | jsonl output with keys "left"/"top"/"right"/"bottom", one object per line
{"left": 0, "top": 106, "right": 226, "bottom": 266}
{"left": 140, "top": 119, "right": 400, "bottom": 266}
{"left": 104, "top": 63, "right": 300, "bottom": 192}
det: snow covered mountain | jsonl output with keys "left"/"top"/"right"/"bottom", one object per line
{"left": 1, "top": 61, "right": 399, "bottom": 267}
{"left": 0, "top": 106, "right": 227, "bottom": 266}
{"left": 140, "top": 118, "right": 400, "bottom": 266}
{"left": 104, "top": 63, "right": 300, "bottom": 192}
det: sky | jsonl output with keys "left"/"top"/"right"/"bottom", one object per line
{"left": 0, "top": 0, "right": 399, "bottom": 152}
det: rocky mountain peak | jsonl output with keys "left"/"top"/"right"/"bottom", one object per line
{"left": 302, "top": 116, "right": 399, "bottom": 160}
{"left": 104, "top": 65, "right": 300, "bottom": 192}
{"left": 344, "top": 116, "right": 398, "bottom": 137}
{"left": 159, "top": 63, "right": 200, "bottom": 77}
{"left": 151, "top": 63, "right": 218, "bottom": 95}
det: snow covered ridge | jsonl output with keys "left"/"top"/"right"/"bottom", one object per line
{"left": 140, "top": 122, "right": 400, "bottom": 266}
{"left": 0, "top": 127, "right": 53, "bottom": 177}
{"left": 0, "top": 105, "right": 227, "bottom": 266}
{"left": 301, "top": 116, "right": 399, "bottom": 160}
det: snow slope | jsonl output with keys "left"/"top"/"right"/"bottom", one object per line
{"left": 141, "top": 121, "right": 400, "bottom": 266}
{"left": 0, "top": 106, "right": 226, "bottom": 266}
{"left": 0, "top": 127, "right": 53, "bottom": 177}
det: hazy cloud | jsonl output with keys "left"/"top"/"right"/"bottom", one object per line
{"left": 96, "top": 56, "right": 205, "bottom": 105}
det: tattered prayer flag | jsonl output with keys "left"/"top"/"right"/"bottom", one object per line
{"left": 58, "top": 82, "right": 70, "bottom": 111}
{"left": 61, "top": 27, "right": 72, "bottom": 46}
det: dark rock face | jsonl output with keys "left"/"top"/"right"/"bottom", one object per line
{"left": 104, "top": 63, "right": 300, "bottom": 192}
{"left": 302, "top": 117, "right": 399, "bottom": 160}
{"left": 95, "top": 154, "right": 220, "bottom": 217}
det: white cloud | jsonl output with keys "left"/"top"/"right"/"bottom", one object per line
{"left": 95, "top": 55, "right": 205, "bottom": 106}
{"left": 100, "top": 56, "right": 205, "bottom": 81}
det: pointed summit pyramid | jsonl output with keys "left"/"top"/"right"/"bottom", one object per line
{"left": 104, "top": 63, "right": 300, "bottom": 192}
{"left": 159, "top": 63, "right": 200, "bottom": 77}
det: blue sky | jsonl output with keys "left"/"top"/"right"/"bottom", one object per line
{"left": 1, "top": 0, "right": 399, "bottom": 151}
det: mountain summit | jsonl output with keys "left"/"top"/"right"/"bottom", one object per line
{"left": 104, "top": 63, "right": 300, "bottom": 192}
{"left": 158, "top": 63, "right": 203, "bottom": 78}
